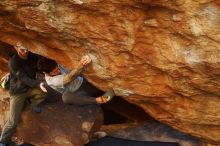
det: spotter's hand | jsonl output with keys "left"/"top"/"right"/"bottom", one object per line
{"left": 40, "top": 82, "right": 47, "bottom": 93}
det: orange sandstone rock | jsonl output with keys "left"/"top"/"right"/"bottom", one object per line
{"left": 0, "top": 0, "right": 220, "bottom": 144}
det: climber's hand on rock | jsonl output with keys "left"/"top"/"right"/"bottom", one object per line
{"left": 79, "top": 55, "right": 91, "bottom": 67}
{"left": 40, "top": 82, "right": 47, "bottom": 93}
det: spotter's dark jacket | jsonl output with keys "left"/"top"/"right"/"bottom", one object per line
{"left": 8, "top": 53, "right": 40, "bottom": 95}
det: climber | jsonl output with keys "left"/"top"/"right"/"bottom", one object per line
{"left": 37, "top": 55, "right": 115, "bottom": 105}
{"left": 0, "top": 42, "right": 46, "bottom": 146}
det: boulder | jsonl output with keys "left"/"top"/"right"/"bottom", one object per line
{"left": 0, "top": 96, "right": 103, "bottom": 146}
{"left": 101, "top": 123, "right": 204, "bottom": 146}
{"left": 0, "top": 0, "right": 220, "bottom": 144}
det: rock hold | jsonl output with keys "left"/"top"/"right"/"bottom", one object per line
{"left": 0, "top": 0, "right": 220, "bottom": 144}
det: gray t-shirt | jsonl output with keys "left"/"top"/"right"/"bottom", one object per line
{"left": 45, "top": 74, "right": 83, "bottom": 94}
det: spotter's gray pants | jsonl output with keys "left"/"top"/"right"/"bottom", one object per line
{"left": 0, "top": 88, "right": 46, "bottom": 143}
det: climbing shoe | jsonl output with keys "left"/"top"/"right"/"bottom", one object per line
{"left": 101, "top": 88, "right": 115, "bottom": 103}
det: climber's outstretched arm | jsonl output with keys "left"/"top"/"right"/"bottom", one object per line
{"left": 63, "top": 55, "right": 91, "bottom": 85}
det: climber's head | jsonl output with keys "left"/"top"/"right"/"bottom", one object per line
{"left": 38, "top": 58, "right": 61, "bottom": 76}
{"left": 14, "top": 42, "right": 29, "bottom": 59}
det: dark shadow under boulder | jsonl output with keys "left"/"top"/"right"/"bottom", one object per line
{"left": 85, "top": 136, "right": 179, "bottom": 146}
{"left": 100, "top": 123, "right": 204, "bottom": 146}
